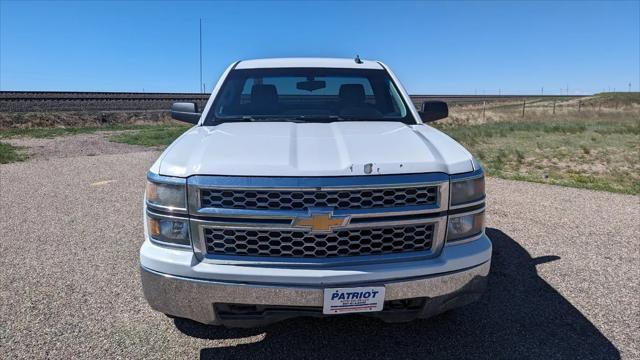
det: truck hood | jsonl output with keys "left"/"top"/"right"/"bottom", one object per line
{"left": 156, "top": 122, "right": 474, "bottom": 177}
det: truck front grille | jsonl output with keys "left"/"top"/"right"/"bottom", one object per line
{"left": 199, "top": 186, "right": 438, "bottom": 211}
{"left": 203, "top": 224, "right": 434, "bottom": 258}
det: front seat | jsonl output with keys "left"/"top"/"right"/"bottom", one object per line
{"left": 249, "top": 84, "right": 279, "bottom": 115}
{"left": 338, "top": 84, "right": 382, "bottom": 118}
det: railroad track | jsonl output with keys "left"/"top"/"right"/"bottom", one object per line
{"left": 0, "top": 91, "right": 585, "bottom": 112}
{"left": 0, "top": 91, "right": 207, "bottom": 100}
{"left": 0, "top": 91, "right": 208, "bottom": 112}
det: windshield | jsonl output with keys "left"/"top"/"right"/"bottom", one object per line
{"left": 205, "top": 68, "right": 415, "bottom": 125}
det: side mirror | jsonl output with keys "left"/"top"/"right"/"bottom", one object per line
{"left": 171, "top": 102, "right": 201, "bottom": 124}
{"left": 418, "top": 101, "right": 448, "bottom": 122}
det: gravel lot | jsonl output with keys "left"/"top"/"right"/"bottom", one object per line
{"left": 1, "top": 145, "right": 638, "bottom": 359}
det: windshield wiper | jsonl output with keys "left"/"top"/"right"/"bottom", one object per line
{"left": 339, "top": 116, "right": 401, "bottom": 121}
{"left": 297, "top": 115, "right": 399, "bottom": 122}
{"left": 216, "top": 114, "right": 396, "bottom": 124}
{"left": 215, "top": 115, "right": 256, "bottom": 122}
{"left": 293, "top": 115, "right": 345, "bottom": 122}
{"left": 253, "top": 116, "right": 306, "bottom": 123}
{"left": 218, "top": 115, "right": 308, "bottom": 123}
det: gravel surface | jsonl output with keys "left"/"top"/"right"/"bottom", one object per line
{"left": 1, "top": 149, "right": 638, "bottom": 359}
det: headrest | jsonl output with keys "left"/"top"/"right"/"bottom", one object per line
{"left": 339, "top": 84, "right": 365, "bottom": 105}
{"left": 251, "top": 84, "right": 278, "bottom": 104}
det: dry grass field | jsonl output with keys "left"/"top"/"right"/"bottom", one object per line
{"left": 434, "top": 93, "right": 640, "bottom": 194}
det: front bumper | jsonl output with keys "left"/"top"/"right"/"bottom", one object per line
{"left": 140, "top": 235, "right": 491, "bottom": 327}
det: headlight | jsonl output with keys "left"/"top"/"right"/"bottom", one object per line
{"left": 447, "top": 211, "right": 485, "bottom": 242}
{"left": 145, "top": 172, "right": 190, "bottom": 248}
{"left": 147, "top": 214, "right": 190, "bottom": 247}
{"left": 450, "top": 173, "right": 485, "bottom": 207}
{"left": 447, "top": 166, "right": 486, "bottom": 244}
{"left": 146, "top": 175, "right": 187, "bottom": 211}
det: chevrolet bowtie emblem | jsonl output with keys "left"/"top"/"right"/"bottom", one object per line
{"left": 292, "top": 211, "right": 350, "bottom": 233}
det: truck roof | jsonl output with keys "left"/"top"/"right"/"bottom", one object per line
{"left": 235, "top": 57, "right": 384, "bottom": 70}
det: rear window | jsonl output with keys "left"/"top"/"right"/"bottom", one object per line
{"left": 205, "top": 68, "right": 414, "bottom": 125}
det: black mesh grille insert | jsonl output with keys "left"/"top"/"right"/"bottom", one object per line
{"left": 200, "top": 186, "right": 437, "bottom": 211}
{"left": 203, "top": 224, "right": 434, "bottom": 258}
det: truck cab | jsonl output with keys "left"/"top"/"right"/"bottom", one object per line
{"left": 140, "top": 57, "right": 490, "bottom": 327}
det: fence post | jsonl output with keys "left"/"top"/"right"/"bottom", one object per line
{"left": 578, "top": 101, "right": 581, "bottom": 112}
{"left": 522, "top": 100, "right": 526, "bottom": 117}
{"left": 553, "top": 100, "right": 556, "bottom": 115}
{"left": 482, "top": 101, "right": 486, "bottom": 121}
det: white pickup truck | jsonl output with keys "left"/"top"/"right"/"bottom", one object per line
{"left": 140, "top": 57, "right": 490, "bottom": 327}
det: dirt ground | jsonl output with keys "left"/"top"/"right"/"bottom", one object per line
{"left": 3, "top": 131, "right": 161, "bottom": 161}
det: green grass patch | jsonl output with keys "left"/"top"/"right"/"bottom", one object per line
{"left": 109, "top": 126, "right": 189, "bottom": 147}
{"left": 0, "top": 124, "right": 188, "bottom": 139}
{"left": 0, "top": 142, "right": 28, "bottom": 164}
{"left": 434, "top": 118, "right": 640, "bottom": 194}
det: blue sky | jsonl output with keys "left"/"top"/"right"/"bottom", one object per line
{"left": 1, "top": 1, "right": 638, "bottom": 94}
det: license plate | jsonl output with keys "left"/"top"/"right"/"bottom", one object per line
{"left": 322, "top": 286, "right": 385, "bottom": 315}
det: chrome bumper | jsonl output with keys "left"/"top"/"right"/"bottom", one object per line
{"left": 140, "top": 260, "right": 490, "bottom": 327}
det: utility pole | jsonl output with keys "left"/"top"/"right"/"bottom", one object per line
{"left": 629, "top": 83, "right": 632, "bottom": 92}
{"left": 541, "top": 87, "right": 544, "bottom": 96}
{"left": 199, "top": 18, "right": 203, "bottom": 93}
